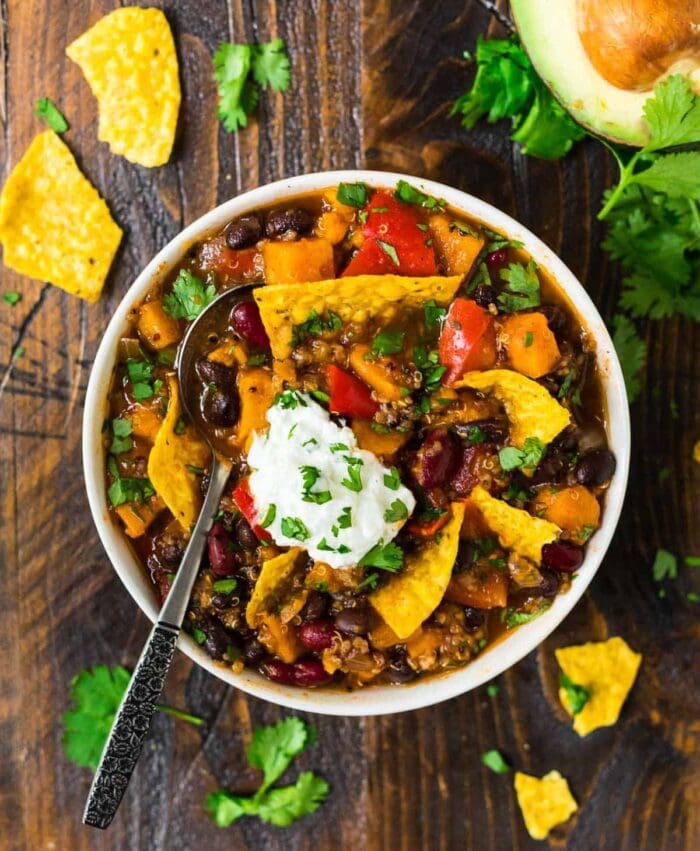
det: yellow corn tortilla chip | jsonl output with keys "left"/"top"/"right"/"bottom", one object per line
{"left": 255, "top": 274, "right": 463, "bottom": 361}
{"left": 369, "top": 503, "right": 465, "bottom": 640}
{"left": 147, "top": 375, "right": 210, "bottom": 533}
{"left": 456, "top": 368, "right": 570, "bottom": 448}
{"left": 0, "top": 131, "right": 122, "bottom": 301}
{"left": 556, "top": 636, "right": 642, "bottom": 737}
{"left": 470, "top": 484, "right": 559, "bottom": 564}
{"left": 246, "top": 548, "right": 304, "bottom": 627}
{"left": 514, "top": 770, "right": 578, "bottom": 840}
{"left": 66, "top": 7, "right": 180, "bottom": 167}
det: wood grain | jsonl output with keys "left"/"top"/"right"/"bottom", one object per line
{"left": 0, "top": 1, "right": 698, "bottom": 849}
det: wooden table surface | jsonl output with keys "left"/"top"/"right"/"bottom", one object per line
{"left": 1, "top": 1, "right": 698, "bottom": 849}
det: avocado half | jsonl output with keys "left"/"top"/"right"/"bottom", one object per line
{"left": 511, "top": 0, "right": 700, "bottom": 147}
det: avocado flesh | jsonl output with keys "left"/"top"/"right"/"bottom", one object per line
{"left": 511, "top": 0, "right": 700, "bottom": 147}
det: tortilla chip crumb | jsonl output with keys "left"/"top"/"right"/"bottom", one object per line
{"left": 555, "top": 636, "right": 642, "bottom": 736}
{"left": 514, "top": 770, "right": 578, "bottom": 840}
{"left": 67, "top": 7, "right": 180, "bottom": 167}
{"left": 0, "top": 131, "right": 122, "bottom": 301}
{"left": 693, "top": 440, "right": 700, "bottom": 464}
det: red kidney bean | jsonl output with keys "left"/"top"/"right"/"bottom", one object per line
{"left": 334, "top": 606, "right": 370, "bottom": 635}
{"left": 207, "top": 522, "right": 238, "bottom": 576}
{"left": 450, "top": 444, "right": 484, "bottom": 495}
{"left": 485, "top": 248, "right": 507, "bottom": 270}
{"left": 536, "top": 568, "right": 560, "bottom": 598}
{"left": 416, "top": 429, "right": 460, "bottom": 488}
{"left": 293, "top": 659, "right": 333, "bottom": 687}
{"left": 260, "top": 659, "right": 297, "bottom": 685}
{"left": 575, "top": 449, "right": 616, "bottom": 487}
{"left": 541, "top": 541, "right": 584, "bottom": 573}
{"left": 231, "top": 301, "right": 271, "bottom": 351}
{"left": 299, "top": 619, "right": 337, "bottom": 651}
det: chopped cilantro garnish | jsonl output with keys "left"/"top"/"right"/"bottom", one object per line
{"left": 501, "top": 602, "right": 550, "bottom": 628}
{"left": 466, "top": 425, "right": 486, "bottom": 444}
{"left": 559, "top": 673, "right": 590, "bottom": 715}
{"left": 336, "top": 182, "right": 368, "bottom": 207}
{"left": 383, "top": 467, "right": 401, "bottom": 490}
{"left": 341, "top": 456, "right": 363, "bottom": 492}
{"left": 275, "top": 390, "right": 307, "bottom": 409}
{"left": 292, "top": 308, "right": 343, "bottom": 346}
{"left": 2, "top": 291, "right": 21, "bottom": 307}
{"left": 497, "top": 261, "right": 541, "bottom": 313}
{"left": 110, "top": 418, "right": 133, "bottom": 454}
{"left": 524, "top": 331, "right": 534, "bottom": 347}
{"left": 35, "top": 97, "right": 69, "bottom": 133}
{"left": 371, "top": 329, "right": 405, "bottom": 357}
{"left": 162, "top": 269, "right": 216, "bottom": 321}
{"left": 213, "top": 578, "right": 238, "bottom": 594}
{"left": 247, "top": 353, "right": 269, "bottom": 366}
{"left": 384, "top": 499, "right": 409, "bottom": 522}
{"left": 394, "top": 180, "right": 445, "bottom": 211}
{"left": 424, "top": 299, "right": 447, "bottom": 328}
{"left": 260, "top": 504, "right": 276, "bottom": 529}
{"left": 358, "top": 540, "right": 403, "bottom": 571}
{"left": 174, "top": 416, "right": 187, "bottom": 435}
{"left": 652, "top": 548, "right": 677, "bottom": 582}
{"left": 685, "top": 556, "right": 700, "bottom": 567}
{"left": 300, "top": 466, "right": 332, "bottom": 505}
{"left": 376, "top": 240, "right": 400, "bottom": 266}
{"left": 280, "top": 517, "right": 311, "bottom": 542}
{"left": 498, "top": 437, "right": 546, "bottom": 471}
{"left": 486, "top": 684, "right": 500, "bottom": 698}
{"left": 481, "top": 750, "right": 510, "bottom": 774}
{"left": 107, "top": 456, "right": 155, "bottom": 508}
{"left": 330, "top": 443, "right": 348, "bottom": 453}
{"left": 337, "top": 506, "right": 352, "bottom": 528}
{"left": 310, "top": 389, "right": 330, "bottom": 405}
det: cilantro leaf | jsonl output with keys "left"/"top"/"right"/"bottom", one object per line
{"left": 501, "top": 601, "right": 550, "bottom": 628}
{"left": 62, "top": 665, "right": 202, "bottom": 770}
{"left": 384, "top": 499, "right": 409, "bottom": 522}
{"left": 611, "top": 314, "right": 646, "bottom": 403}
{"left": 631, "top": 152, "right": 700, "bottom": 199}
{"left": 498, "top": 436, "right": 546, "bottom": 471}
{"left": 247, "top": 717, "right": 313, "bottom": 793}
{"left": 163, "top": 270, "right": 217, "bottom": 321}
{"left": 559, "top": 673, "right": 590, "bottom": 715}
{"left": 383, "top": 467, "right": 401, "bottom": 490}
{"left": 358, "top": 540, "right": 404, "bottom": 571}
{"left": 255, "top": 772, "right": 329, "bottom": 826}
{"left": 3, "top": 291, "right": 21, "bottom": 307}
{"left": 213, "top": 43, "right": 254, "bottom": 132}
{"left": 110, "top": 417, "right": 133, "bottom": 455}
{"left": 280, "top": 517, "right": 311, "bottom": 542}
{"left": 452, "top": 37, "right": 584, "bottom": 160}
{"left": 205, "top": 791, "right": 255, "bottom": 827}
{"left": 292, "top": 308, "right": 342, "bottom": 346}
{"left": 652, "top": 548, "right": 678, "bottom": 582}
{"left": 394, "top": 180, "right": 445, "bottom": 211}
{"left": 371, "top": 329, "right": 405, "bottom": 356}
{"left": 251, "top": 38, "right": 291, "bottom": 92}
{"left": 642, "top": 74, "right": 700, "bottom": 150}
{"left": 35, "top": 97, "right": 69, "bottom": 133}
{"left": 481, "top": 749, "right": 510, "bottom": 774}
{"left": 337, "top": 182, "right": 368, "bottom": 207}
{"left": 497, "top": 261, "right": 541, "bottom": 312}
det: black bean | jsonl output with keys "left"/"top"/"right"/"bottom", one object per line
{"left": 243, "top": 637, "right": 266, "bottom": 666}
{"left": 453, "top": 540, "right": 476, "bottom": 574}
{"left": 195, "top": 356, "right": 236, "bottom": 388}
{"left": 387, "top": 647, "right": 416, "bottom": 684}
{"left": 539, "top": 304, "right": 568, "bottom": 335}
{"left": 264, "top": 207, "right": 312, "bottom": 238}
{"left": 334, "top": 606, "right": 370, "bottom": 635}
{"left": 159, "top": 543, "right": 183, "bottom": 566}
{"left": 202, "top": 385, "right": 238, "bottom": 427}
{"left": 530, "top": 452, "right": 566, "bottom": 486}
{"left": 463, "top": 606, "right": 485, "bottom": 629}
{"left": 203, "top": 617, "right": 231, "bottom": 660}
{"left": 552, "top": 427, "right": 580, "bottom": 453}
{"left": 535, "top": 568, "right": 560, "bottom": 598}
{"left": 301, "top": 591, "right": 328, "bottom": 622}
{"left": 474, "top": 284, "right": 498, "bottom": 309}
{"left": 575, "top": 449, "right": 616, "bottom": 486}
{"left": 211, "top": 592, "right": 232, "bottom": 609}
{"left": 224, "top": 214, "right": 262, "bottom": 249}
{"left": 234, "top": 515, "right": 258, "bottom": 550}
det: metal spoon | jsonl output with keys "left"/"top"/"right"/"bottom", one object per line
{"left": 83, "top": 285, "right": 258, "bottom": 829}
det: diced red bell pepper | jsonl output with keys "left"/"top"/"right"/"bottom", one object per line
{"left": 405, "top": 511, "right": 451, "bottom": 538}
{"left": 438, "top": 298, "right": 497, "bottom": 385}
{"left": 342, "top": 190, "right": 438, "bottom": 277}
{"left": 231, "top": 478, "right": 272, "bottom": 541}
{"left": 326, "top": 364, "right": 379, "bottom": 419}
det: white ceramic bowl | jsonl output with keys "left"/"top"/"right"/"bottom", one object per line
{"left": 83, "top": 170, "right": 630, "bottom": 716}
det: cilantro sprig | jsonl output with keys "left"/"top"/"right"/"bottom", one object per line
{"left": 213, "top": 39, "right": 291, "bottom": 133}
{"left": 498, "top": 436, "right": 546, "bottom": 471}
{"left": 62, "top": 665, "right": 203, "bottom": 770}
{"left": 451, "top": 37, "right": 585, "bottom": 160}
{"left": 163, "top": 269, "right": 217, "bottom": 321}
{"left": 206, "top": 717, "right": 329, "bottom": 828}
{"left": 497, "top": 261, "right": 541, "bottom": 313}
{"left": 35, "top": 96, "right": 69, "bottom": 133}
{"left": 107, "top": 456, "right": 154, "bottom": 507}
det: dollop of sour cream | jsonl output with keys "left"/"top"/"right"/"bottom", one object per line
{"left": 247, "top": 392, "right": 416, "bottom": 569}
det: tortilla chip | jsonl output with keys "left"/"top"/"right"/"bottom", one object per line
{"left": 370, "top": 503, "right": 465, "bottom": 640}
{"left": 514, "top": 771, "right": 578, "bottom": 840}
{"left": 67, "top": 7, "right": 180, "bottom": 167}
{"left": 147, "top": 375, "right": 210, "bottom": 533}
{"left": 456, "top": 369, "right": 570, "bottom": 448}
{"left": 556, "top": 636, "right": 642, "bottom": 736}
{"left": 255, "top": 274, "right": 463, "bottom": 361}
{"left": 246, "top": 548, "right": 304, "bottom": 627}
{"left": 0, "top": 132, "right": 122, "bottom": 301}
{"left": 470, "top": 485, "right": 559, "bottom": 564}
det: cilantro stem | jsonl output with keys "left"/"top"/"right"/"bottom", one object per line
{"left": 597, "top": 150, "right": 642, "bottom": 220}
{"left": 156, "top": 704, "right": 205, "bottom": 726}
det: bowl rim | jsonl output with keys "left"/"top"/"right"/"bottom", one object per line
{"left": 82, "top": 168, "right": 630, "bottom": 716}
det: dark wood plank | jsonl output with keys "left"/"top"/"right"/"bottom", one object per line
{"left": 0, "top": 1, "right": 698, "bottom": 850}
